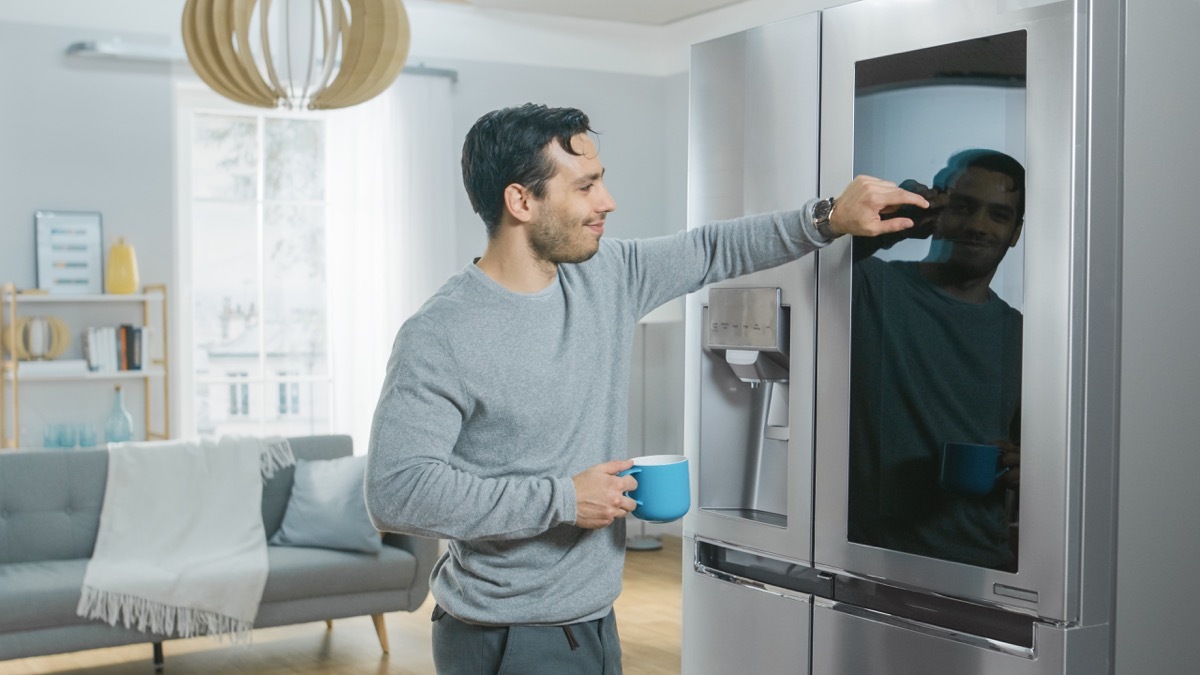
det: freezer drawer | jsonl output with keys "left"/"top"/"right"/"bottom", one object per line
{"left": 811, "top": 600, "right": 1108, "bottom": 675}
{"left": 683, "top": 538, "right": 812, "bottom": 675}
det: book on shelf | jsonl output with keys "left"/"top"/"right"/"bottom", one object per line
{"left": 118, "top": 324, "right": 132, "bottom": 371}
{"left": 129, "top": 326, "right": 143, "bottom": 370}
{"left": 81, "top": 325, "right": 152, "bottom": 373}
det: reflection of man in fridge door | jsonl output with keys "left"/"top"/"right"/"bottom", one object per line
{"left": 364, "top": 103, "right": 931, "bottom": 675}
{"left": 847, "top": 149, "right": 1024, "bottom": 571}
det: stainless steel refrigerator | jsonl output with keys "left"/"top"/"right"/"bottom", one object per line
{"left": 681, "top": 1, "right": 1125, "bottom": 672}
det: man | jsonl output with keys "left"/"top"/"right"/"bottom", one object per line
{"left": 365, "top": 103, "right": 926, "bottom": 674}
{"left": 847, "top": 149, "right": 1025, "bottom": 571}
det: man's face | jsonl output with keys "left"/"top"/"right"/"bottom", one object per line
{"left": 933, "top": 167, "right": 1024, "bottom": 280}
{"left": 527, "top": 133, "right": 616, "bottom": 265}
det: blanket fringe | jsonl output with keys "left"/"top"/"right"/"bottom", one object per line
{"left": 78, "top": 585, "right": 255, "bottom": 643}
{"left": 259, "top": 436, "right": 295, "bottom": 481}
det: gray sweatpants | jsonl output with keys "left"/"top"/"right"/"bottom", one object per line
{"left": 431, "top": 605, "right": 623, "bottom": 675}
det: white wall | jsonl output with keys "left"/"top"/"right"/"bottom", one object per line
{"left": 0, "top": 21, "right": 175, "bottom": 445}
{"left": 0, "top": 22, "right": 174, "bottom": 304}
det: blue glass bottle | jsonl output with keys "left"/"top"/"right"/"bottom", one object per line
{"left": 105, "top": 385, "right": 134, "bottom": 443}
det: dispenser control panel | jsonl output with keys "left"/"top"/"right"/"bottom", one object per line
{"left": 705, "top": 287, "right": 787, "bottom": 353}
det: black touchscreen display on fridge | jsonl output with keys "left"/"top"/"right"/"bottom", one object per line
{"left": 847, "top": 31, "right": 1027, "bottom": 572}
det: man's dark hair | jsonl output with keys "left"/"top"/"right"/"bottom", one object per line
{"left": 461, "top": 104, "right": 597, "bottom": 236}
{"left": 934, "top": 148, "right": 1026, "bottom": 223}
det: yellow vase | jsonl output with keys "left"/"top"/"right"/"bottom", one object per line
{"left": 105, "top": 237, "right": 140, "bottom": 294}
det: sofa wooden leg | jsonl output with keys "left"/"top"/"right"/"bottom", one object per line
{"left": 325, "top": 619, "right": 333, "bottom": 630}
{"left": 152, "top": 641, "right": 164, "bottom": 672}
{"left": 371, "top": 613, "right": 390, "bottom": 654}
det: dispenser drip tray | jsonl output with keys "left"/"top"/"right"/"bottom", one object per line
{"left": 701, "top": 507, "right": 787, "bottom": 528}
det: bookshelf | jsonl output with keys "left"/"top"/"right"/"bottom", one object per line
{"left": 1, "top": 283, "right": 170, "bottom": 448}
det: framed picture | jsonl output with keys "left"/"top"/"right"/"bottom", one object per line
{"left": 35, "top": 210, "right": 104, "bottom": 294}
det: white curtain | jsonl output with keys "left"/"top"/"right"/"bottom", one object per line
{"left": 326, "top": 73, "right": 459, "bottom": 453}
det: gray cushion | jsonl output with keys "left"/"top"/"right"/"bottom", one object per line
{"left": 261, "top": 435, "right": 352, "bottom": 537}
{"left": 261, "top": 544, "right": 417, "bottom": 603}
{"left": 0, "top": 559, "right": 91, "bottom": 633}
{"left": 269, "top": 455, "right": 382, "bottom": 554}
{"left": 0, "top": 449, "right": 107, "bottom": 565}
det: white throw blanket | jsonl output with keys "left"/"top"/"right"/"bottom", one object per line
{"left": 77, "top": 435, "right": 294, "bottom": 641}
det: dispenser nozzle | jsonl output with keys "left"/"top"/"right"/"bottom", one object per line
{"left": 724, "top": 349, "right": 788, "bottom": 385}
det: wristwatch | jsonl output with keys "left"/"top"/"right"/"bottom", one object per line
{"left": 812, "top": 197, "right": 839, "bottom": 242}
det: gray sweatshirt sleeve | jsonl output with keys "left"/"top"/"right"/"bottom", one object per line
{"left": 364, "top": 314, "right": 577, "bottom": 541}
{"left": 622, "top": 203, "right": 827, "bottom": 318}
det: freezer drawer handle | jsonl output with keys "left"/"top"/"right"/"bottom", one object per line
{"left": 694, "top": 539, "right": 834, "bottom": 598}
{"left": 833, "top": 574, "right": 1037, "bottom": 649}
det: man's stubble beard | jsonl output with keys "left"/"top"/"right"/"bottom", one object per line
{"left": 529, "top": 212, "right": 600, "bottom": 265}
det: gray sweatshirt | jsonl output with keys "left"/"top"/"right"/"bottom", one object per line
{"left": 365, "top": 205, "right": 826, "bottom": 626}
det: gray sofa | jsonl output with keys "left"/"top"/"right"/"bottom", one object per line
{"left": 0, "top": 434, "right": 437, "bottom": 669}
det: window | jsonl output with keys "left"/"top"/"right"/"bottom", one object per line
{"left": 181, "top": 89, "right": 332, "bottom": 438}
{"left": 229, "top": 372, "right": 250, "bottom": 416}
{"left": 178, "top": 75, "right": 457, "bottom": 448}
{"left": 278, "top": 372, "right": 301, "bottom": 416}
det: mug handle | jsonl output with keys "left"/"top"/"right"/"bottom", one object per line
{"left": 618, "top": 467, "right": 642, "bottom": 506}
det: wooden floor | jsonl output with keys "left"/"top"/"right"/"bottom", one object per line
{"left": 0, "top": 536, "right": 683, "bottom": 675}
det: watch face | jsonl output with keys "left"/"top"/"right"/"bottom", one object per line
{"left": 815, "top": 199, "right": 832, "bottom": 221}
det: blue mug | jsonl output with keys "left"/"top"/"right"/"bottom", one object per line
{"left": 939, "top": 442, "right": 1009, "bottom": 496}
{"left": 619, "top": 454, "right": 690, "bottom": 523}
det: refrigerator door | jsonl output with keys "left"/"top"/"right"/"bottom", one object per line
{"left": 683, "top": 536, "right": 816, "bottom": 675}
{"left": 814, "top": 0, "right": 1082, "bottom": 623}
{"left": 683, "top": 11, "right": 821, "bottom": 565}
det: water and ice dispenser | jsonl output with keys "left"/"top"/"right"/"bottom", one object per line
{"left": 699, "top": 287, "right": 792, "bottom": 528}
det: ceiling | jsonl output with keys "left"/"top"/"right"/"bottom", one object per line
{"left": 423, "top": 0, "right": 753, "bottom": 26}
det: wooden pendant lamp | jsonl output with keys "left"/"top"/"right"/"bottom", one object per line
{"left": 181, "top": 0, "right": 411, "bottom": 110}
